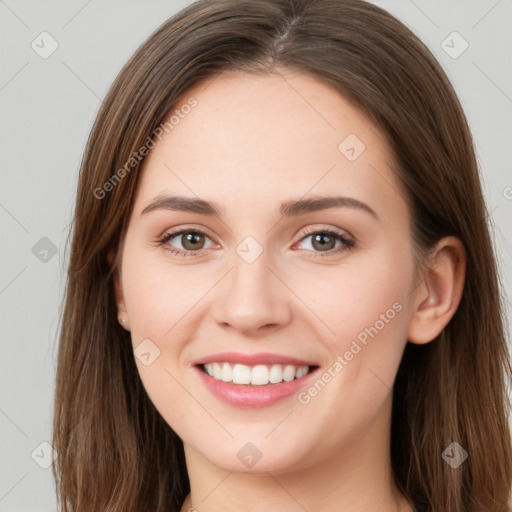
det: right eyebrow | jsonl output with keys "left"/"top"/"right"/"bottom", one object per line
{"left": 140, "top": 195, "right": 223, "bottom": 218}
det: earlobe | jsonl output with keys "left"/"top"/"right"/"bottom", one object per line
{"left": 407, "top": 236, "right": 466, "bottom": 345}
{"left": 109, "top": 250, "right": 130, "bottom": 331}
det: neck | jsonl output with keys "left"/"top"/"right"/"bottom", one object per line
{"left": 180, "top": 397, "right": 413, "bottom": 512}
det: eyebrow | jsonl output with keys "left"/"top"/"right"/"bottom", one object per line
{"left": 140, "top": 194, "right": 379, "bottom": 220}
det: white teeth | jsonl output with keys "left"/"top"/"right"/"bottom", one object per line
{"left": 221, "top": 362, "right": 232, "bottom": 382}
{"left": 251, "top": 365, "right": 269, "bottom": 385}
{"left": 283, "top": 365, "right": 296, "bottom": 382}
{"left": 212, "top": 362, "right": 222, "bottom": 380}
{"left": 269, "top": 364, "right": 283, "bottom": 383}
{"left": 295, "top": 365, "right": 309, "bottom": 378}
{"left": 232, "top": 364, "right": 251, "bottom": 384}
{"left": 202, "top": 362, "right": 311, "bottom": 385}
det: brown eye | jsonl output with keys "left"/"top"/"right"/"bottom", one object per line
{"left": 158, "top": 229, "right": 215, "bottom": 256}
{"left": 310, "top": 233, "right": 337, "bottom": 251}
{"left": 295, "top": 229, "right": 354, "bottom": 257}
{"left": 180, "top": 231, "right": 206, "bottom": 250}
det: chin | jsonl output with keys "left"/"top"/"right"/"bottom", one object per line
{"left": 189, "top": 435, "right": 314, "bottom": 476}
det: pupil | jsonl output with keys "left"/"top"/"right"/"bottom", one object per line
{"left": 313, "top": 233, "right": 334, "bottom": 251}
{"left": 183, "top": 232, "right": 203, "bottom": 250}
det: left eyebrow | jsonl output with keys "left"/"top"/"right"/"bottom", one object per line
{"left": 140, "top": 194, "right": 379, "bottom": 221}
{"left": 280, "top": 196, "right": 379, "bottom": 221}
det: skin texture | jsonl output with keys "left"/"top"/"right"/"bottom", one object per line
{"left": 113, "top": 69, "right": 466, "bottom": 512}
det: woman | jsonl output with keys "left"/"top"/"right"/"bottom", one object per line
{"left": 52, "top": 0, "right": 512, "bottom": 510}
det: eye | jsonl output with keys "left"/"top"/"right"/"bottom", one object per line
{"left": 157, "top": 229, "right": 216, "bottom": 257}
{"left": 157, "top": 226, "right": 355, "bottom": 259}
{"left": 294, "top": 228, "right": 354, "bottom": 257}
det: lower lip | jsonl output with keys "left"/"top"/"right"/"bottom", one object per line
{"left": 194, "top": 366, "right": 320, "bottom": 408}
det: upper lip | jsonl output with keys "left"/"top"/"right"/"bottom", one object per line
{"left": 192, "top": 352, "right": 318, "bottom": 367}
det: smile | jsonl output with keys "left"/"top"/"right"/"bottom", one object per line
{"left": 201, "top": 362, "right": 312, "bottom": 386}
{"left": 192, "top": 352, "right": 321, "bottom": 408}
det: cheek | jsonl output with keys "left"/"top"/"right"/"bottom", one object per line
{"left": 290, "top": 256, "right": 411, "bottom": 442}
{"left": 291, "top": 248, "right": 413, "bottom": 407}
{"left": 121, "top": 244, "right": 213, "bottom": 341}
{"left": 120, "top": 244, "right": 209, "bottom": 428}
{"left": 295, "top": 249, "right": 412, "bottom": 345}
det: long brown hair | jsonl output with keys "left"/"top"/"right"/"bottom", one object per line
{"left": 52, "top": 0, "right": 512, "bottom": 510}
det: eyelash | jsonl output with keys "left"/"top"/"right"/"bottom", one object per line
{"left": 156, "top": 227, "right": 355, "bottom": 259}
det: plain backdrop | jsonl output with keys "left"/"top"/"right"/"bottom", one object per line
{"left": 1, "top": 0, "right": 511, "bottom": 510}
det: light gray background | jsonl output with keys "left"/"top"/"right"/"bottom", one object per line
{"left": 1, "top": 1, "right": 511, "bottom": 510}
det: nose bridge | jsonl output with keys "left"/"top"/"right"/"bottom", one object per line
{"left": 212, "top": 239, "right": 291, "bottom": 333}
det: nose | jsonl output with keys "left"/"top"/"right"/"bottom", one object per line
{"left": 211, "top": 249, "right": 292, "bottom": 335}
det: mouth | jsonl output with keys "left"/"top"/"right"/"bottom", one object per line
{"left": 194, "top": 357, "right": 321, "bottom": 408}
{"left": 197, "top": 362, "right": 319, "bottom": 386}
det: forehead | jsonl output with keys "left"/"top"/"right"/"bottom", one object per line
{"left": 133, "top": 69, "right": 404, "bottom": 220}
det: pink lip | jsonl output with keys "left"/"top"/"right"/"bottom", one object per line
{"left": 191, "top": 351, "right": 317, "bottom": 367}
{"left": 193, "top": 364, "right": 321, "bottom": 408}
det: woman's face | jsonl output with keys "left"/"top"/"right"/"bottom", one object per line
{"left": 116, "top": 69, "right": 417, "bottom": 473}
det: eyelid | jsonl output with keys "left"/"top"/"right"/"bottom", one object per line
{"left": 294, "top": 224, "right": 354, "bottom": 244}
{"left": 158, "top": 224, "right": 217, "bottom": 241}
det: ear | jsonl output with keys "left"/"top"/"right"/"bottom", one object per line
{"left": 407, "top": 236, "right": 466, "bottom": 344}
{"left": 108, "top": 249, "right": 130, "bottom": 330}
